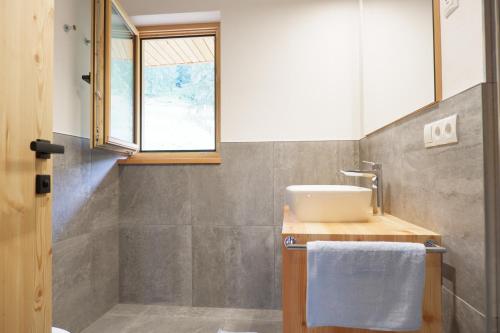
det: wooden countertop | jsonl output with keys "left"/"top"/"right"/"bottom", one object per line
{"left": 282, "top": 206, "right": 440, "bottom": 242}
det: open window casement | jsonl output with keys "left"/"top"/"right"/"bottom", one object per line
{"left": 92, "top": 0, "right": 140, "bottom": 154}
{"left": 91, "top": 0, "right": 221, "bottom": 162}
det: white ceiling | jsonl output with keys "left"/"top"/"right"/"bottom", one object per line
{"left": 130, "top": 11, "right": 221, "bottom": 27}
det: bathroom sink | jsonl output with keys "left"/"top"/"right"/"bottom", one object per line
{"left": 285, "top": 185, "right": 372, "bottom": 222}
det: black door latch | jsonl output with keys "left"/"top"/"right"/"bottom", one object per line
{"left": 36, "top": 175, "right": 51, "bottom": 194}
{"left": 31, "top": 139, "right": 64, "bottom": 194}
{"left": 30, "top": 139, "right": 65, "bottom": 159}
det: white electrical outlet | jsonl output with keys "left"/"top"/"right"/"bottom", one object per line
{"left": 443, "top": 0, "right": 459, "bottom": 18}
{"left": 424, "top": 114, "right": 458, "bottom": 148}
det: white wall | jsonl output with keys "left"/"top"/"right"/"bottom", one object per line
{"left": 53, "top": 0, "right": 487, "bottom": 140}
{"left": 361, "top": 0, "right": 435, "bottom": 135}
{"left": 123, "top": 0, "right": 363, "bottom": 142}
{"left": 440, "top": 0, "right": 486, "bottom": 99}
{"left": 54, "top": 0, "right": 91, "bottom": 138}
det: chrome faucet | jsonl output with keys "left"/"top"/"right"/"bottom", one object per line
{"left": 341, "top": 161, "right": 384, "bottom": 215}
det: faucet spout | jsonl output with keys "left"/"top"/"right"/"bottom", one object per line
{"left": 340, "top": 170, "right": 377, "bottom": 178}
{"left": 340, "top": 161, "right": 384, "bottom": 215}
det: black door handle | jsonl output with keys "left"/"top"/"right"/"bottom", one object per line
{"left": 30, "top": 139, "right": 65, "bottom": 159}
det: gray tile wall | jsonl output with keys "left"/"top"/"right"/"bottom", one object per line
{"left": 359, "top": 84, "right": 488, "bottom": 332}
{"left": 52, "top": 133, "right": 122, "bottom": 332}
{"left": 54, "top": 87, "right": 488, "bottom": 331}
{"left": 118, "top": 141, "right": 359, "bottom": 309}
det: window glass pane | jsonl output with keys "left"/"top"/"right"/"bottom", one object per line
{"left": 110, "top": 5, "right": 134, "bottom": 143}
{"left": 141, "top": 36, "right": 216, "bottom": 151}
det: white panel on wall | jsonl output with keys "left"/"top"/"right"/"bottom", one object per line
{"left": 361, "top": 0, "right": 435, "bottom": 135}
{"left": 54, "top": 0, "right": 92, "bottom": 138}
{"left": 125, "top": 0, "right": 363, "bottom": 142}
{"left": 440, "top": 0, "right": 486, "bottom": 99}
{"left": 219, "top": 0, "right": 362, "bottom": 141}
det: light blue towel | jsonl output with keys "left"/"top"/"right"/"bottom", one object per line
{"left": 306, "top": 241, "right": 426, "bottom": 331}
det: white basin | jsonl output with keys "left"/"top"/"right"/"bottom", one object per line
{"left": 285, "top": 185, "right": 372, "bottom": 222}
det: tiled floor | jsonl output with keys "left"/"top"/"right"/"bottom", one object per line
{"left": 81, "top": 304, "right": 283, "bottom": 333}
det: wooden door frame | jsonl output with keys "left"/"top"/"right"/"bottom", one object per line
{"left": 483, "top": 0, "right": 500, "bottom": 331}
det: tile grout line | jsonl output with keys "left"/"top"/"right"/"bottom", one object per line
{"left": 442, "top": 286, "right": 487, "bottom": 318}
{"left": 120, "top": 223, "right": 277, "bottom": 227}
{"left": 272, "top": 141, "right": 277, "bottom": 308}
{"left": 189, "top": 164, "right": 195, "bottom": 307}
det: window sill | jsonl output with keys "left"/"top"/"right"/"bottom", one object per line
{"left": 117, "top": 152, "right": 222, "bottom": 165}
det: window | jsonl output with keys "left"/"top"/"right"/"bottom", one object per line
{"left": 141, "top": 36, "right": 217, "bottom": 152}
{"left": 92, "top": 0, "right": 220, "bottom": 163}
{"left": 109, "top": 6, "right": 135, "bottom": 144}
{"left": 129, "top": 23, "right": 221, "bottom": 164}
{"left": 92, "top": 0, "right": 140, "bottom": 153}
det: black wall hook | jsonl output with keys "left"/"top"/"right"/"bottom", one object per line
{"left": 82, "top": 73, "right": 91, "bottom": 84}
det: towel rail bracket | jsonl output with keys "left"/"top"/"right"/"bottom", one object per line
{"left": 283, "top": 236, "right": 447, "bottom": 254}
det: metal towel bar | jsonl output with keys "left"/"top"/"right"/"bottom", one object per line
{"left": 283, "top": 236, "right": 447, "bottom": 253}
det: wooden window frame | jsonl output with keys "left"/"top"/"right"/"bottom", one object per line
{"left": 92, "top": 0, "right": 140, "bottom": 154}
{"left": 118, "top": 23, "right": 221, "bottom": 165}
{"left": 432, "top": 0, "right": 442, "bottom": 103}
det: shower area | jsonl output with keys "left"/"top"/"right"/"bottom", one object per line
{"left": 52, "top": 135, "right": 289, "bottom": 333}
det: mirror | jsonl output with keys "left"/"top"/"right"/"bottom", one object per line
{"left": 360, "top": 0, "right": 440, "bottom": 135}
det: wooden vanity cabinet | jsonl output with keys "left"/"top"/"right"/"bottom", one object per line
{"left": 281, "top": 208, "right": 442, "bottom": 333}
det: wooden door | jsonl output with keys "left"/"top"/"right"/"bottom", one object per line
{"left": 0, "top": 0, "right": 54, "bottom": 332}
